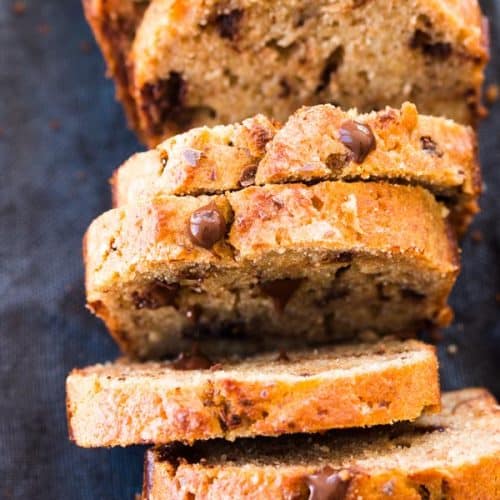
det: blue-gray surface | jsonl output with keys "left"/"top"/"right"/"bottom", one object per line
{"left": 0, "top": 1, "right": 498, "bottom": 499}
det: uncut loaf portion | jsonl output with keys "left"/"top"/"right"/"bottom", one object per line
{"left": 112, "top": 103, "right": 481, "bottom": 234}
{"left": 142, "top": 388, "right": 500, "bottom": 500}
{"left": 66, "top": 340, "right": 439, "bottom": 447}
{"left": 85, "top": 181, "right": 459, "bottom": 359}
{"left": 84, "top": 0, "right": 488, "bottom": 145}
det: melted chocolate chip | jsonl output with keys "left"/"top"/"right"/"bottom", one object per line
{"left": 305, "top": 466, "right": 351, "bottom": 500}
{"left": 183, "top": 148, "right": 203, "bottom": 166}
{"left": 339, "top": 120, "right": 376, "bottom": 163}
{"left": 185, "top": 304, "right": 203, "bottom": 323}
{"left": 316, "top": 46, "right": 344, "bottom": 93}
{"left": 420, "top": 136, "right": 443, "bottom": 157}
{"left": 140, "top": 72, "right": 187, "bottom": 133}
{"left": 171, "top": 349, "right": 213, "bottom": 370}
{"left": 410, "top": 30, "right": 452, "bottom": 59}
{"left": 131, "top": 282, "right": 179, "bottom": 309}
{"left": 239, "top": 165, "right": 257, "bottom": 187}
{"left": 260, "top": 278, "right": 304, "bottom": 312}
{"left": 215, "top": 9, "right": 243, "bottom": 40}
{"left": 188, "top": 203, "right": 227, "bottom": 249}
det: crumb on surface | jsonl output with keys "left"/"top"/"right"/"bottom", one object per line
{"left": 446, "top": 343, "right": 458, "bottom": 355}
{"left": 470, "top": 229, "right": 483, "bottom": 243}
{"left": 37, "top": 23, "right": 51, "bottom": 35}
{"left": 485, "top": 83, "right": 499, "bottom": 105}
{"left": 49, "top": 119, "right": 61, "bottom": 131}
{"left": 80, "top": 40, "right": 92, "bottom": 54}
{"left": 12, "top": 1, "right": 26, "bottom": 16}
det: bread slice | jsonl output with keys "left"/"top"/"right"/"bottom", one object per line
{"left": 85, "top": 180, "right": 458, "bottom": 359}
{"left": 112, "top": 103, "right": 480, "bottom": 234}
{"left": 66, "top": 340, "right": 439, "bottom": 447}
{"left": 82, "top": 0, "right": 149, "bottom": 128}
{"left": 141, "top": 388, "right": 499, "bottom": 499}
{"left": 92, "top": 0, "right": 489, "bottom": 145}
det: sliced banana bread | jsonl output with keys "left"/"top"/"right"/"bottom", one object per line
{"left": 85, "top": 0, "right": 488, "bottom": 145}
{"left": 142, "top": 388, "right": 500, "bottom": 499}
{"left": 66, "top": 340, "right": 439, "bottom": 447}
{"left": 112, "top": 103, "right": 480, "bottom": 233}
{"left": 85, "top": 181, "right": 458, "bottom": 359}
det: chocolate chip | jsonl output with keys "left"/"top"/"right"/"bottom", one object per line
{"left": 410, "top": 30, "right": 452, "bottom": 59}
{"left": 215, "top": 9, "right": 243, "bottom": 40}
{"left": 339, "top": 120, "right": 376, "bottom": 163}
{"left": 325, "top": 153, "right": 350, "bottom": 175}
{"left": 131, "top": 281, "right": 179, "bottom": 309}
{"left": 275, "top": 350, "right": 290, "bottom": 362}
{"left": 171, "top": 348, "right": 213, "bottom": 370}
{"left": 401, "top": 288, "right": 426, "bottom": 301}
{"left": 188, "top": 203, "right": 227, "bottom": 249}
{"left": 140, "top": 72, "right": 187, "bottom": 133}
{"left": 260, "top": 278, "right": 303, "bottom": 312}
{"left": 305, "top": 466, "right": 351, "bottom": 500}
{"left": 316, "top": 46, "right": 344, "bottom": 93}
{"left": 183, "top": 148, "right": 203, "bottom": 166}
{"left": 185, "top": 304, "right": 203, "bottom": 323}
{"left": 239, "top": 165, "right": 257, "bottom": 187}
{"left": 420, "top": 136, "right": 443, "bottom": 157}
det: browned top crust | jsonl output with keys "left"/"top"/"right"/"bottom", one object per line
{"left": 112, "top": 103, "right": 480, "bottom": 234}
{"left": 142, "top": 388, "right": 500, "bottom": 500}
{"left": 85, "top": 0, "right": 488, "bottom": 145}
{"left": 85, "top": 180, "right": 458, "bottom": 359}
{"left": 66, "top": 340, "right": 439, "bottom": 447}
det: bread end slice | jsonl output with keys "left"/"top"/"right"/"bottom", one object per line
{"left": 142, "top": 388, "right": 499, "bottom": 499}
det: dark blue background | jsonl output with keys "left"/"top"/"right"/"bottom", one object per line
{"left": 0, "top": 1, "right": 498, "bottom": 498}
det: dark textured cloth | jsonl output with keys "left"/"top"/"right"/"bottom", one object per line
{"left": 0, "top": 1, "right": 498, "bottom": 498}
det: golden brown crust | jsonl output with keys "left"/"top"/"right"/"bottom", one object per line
{"left": 122, "top": 0, "right": 487, "bottom": 145}
{"left": 85, "top": 181, "right": 459, "bottom": 359}
{"left": 142, "top": 389, "right": 500, "bottom": 499}
{"left": 112, "top": 103, "right": 481, "bottom": 234}
{"left": 66, "top": 340, "right": 439, "bottom": 447}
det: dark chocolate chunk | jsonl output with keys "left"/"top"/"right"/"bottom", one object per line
{"left": 305, "top": 466, "right": 351, "bottom": 500}
{"left": 188, "top": 203, "right": 227, "bottom": 249}
{"left": 171, "top": 348, "right": 213, "bottom": 370}
{"left": 316, "top": 46, "right": 344, "bottom": 93}
{"left": 131, "top": 281, "right": 179, "bottom": 309}
{"left": 401, "top": 288, "right": 426, "bottom": 301}
{"left": 260, "top": 278, "right": 303, "bottom": 312}
{"left": 239, "top": 165, "right": 257, "bottom": 187}
{"left": 215, "top": 9, "right": 243, "bottom": 40}
{"left": 183, "top": 148, "right": 203, "bottom": 166}
{"left": 420, "top": 136, "right": 443, "bottom": 157}
{"left": 339, "top": 120, "right": 376, "bottom": 163}
{"left": 410, "top": 30, "right": 452, "bottom": 59}
{"left": 140, "top": 72, "right": 187, "bottom": 133}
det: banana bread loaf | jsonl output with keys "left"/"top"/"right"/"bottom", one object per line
{"left": 85, "top": 181, "right": 458, "bottom": 359}
{"left": 66, "top": 340, "right": 439, "bottom": 447}
{"left": 112, "top": 103, "right": 480, "bottom": 234}
{"left": 85, "top": 0, "right": 488, "bottom": 145}
{"left": 142, "top": 388, "right": 500, "bottom": 499}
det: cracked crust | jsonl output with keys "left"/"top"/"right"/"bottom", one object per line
{"left": 85, "top": 181, "right": 459, "bottom": 359}
{"left": 112, "top": 103, "right": 481, "bottom": 235}
{"left": 66, "top": 340, "right": 439, "bottom": 447}
{"left": 85, "top": 0, "right": 488, "bottom": 145}
{"left": 141, "top": 388, "right": 500, "bottom": 499}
